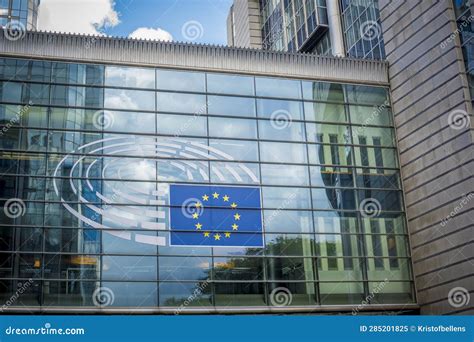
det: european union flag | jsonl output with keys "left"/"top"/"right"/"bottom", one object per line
{"left": 169, "top": 185, "right": 263, "bottom": 247}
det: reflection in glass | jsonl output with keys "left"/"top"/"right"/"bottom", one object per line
{"left": 208, "top": 95, "right": 256, "bottom": 117}
{"left": 255, "top": 77, "right": 301, "bottom": 99}
{"left": 261, "top": 163, "right": 309, "bottom": 186}
{"left": 104, "top": 88, "right": 155, "bottom": 111}
{"left": 156, "top": 69, "right": 205, "bottom": 92}
{"left": 105, "top": 66, "right": 155, "bottom": 89}
{"left": 207, "top": 73, "right": 254, "bottom": 96}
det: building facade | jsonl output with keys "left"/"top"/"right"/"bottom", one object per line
{"left": 227, "top": 0, "right": 385, "bottom": 59}
{"left": 0, "top": 30, "right": 418, "bottom": 313}
{"left": 378, "top": 0, "right": 473, "bottom": 315}
{"left": 0, "top": 0, "right": 40, "bottom": 31}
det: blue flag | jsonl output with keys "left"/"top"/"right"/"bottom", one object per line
{"left": 169, "top": 184, "right": 263, "bottom": 247}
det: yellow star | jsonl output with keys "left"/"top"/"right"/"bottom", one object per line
{"left": 192, "top": 213, "right": 199, "bottom": 219}
{"left": 234, "top": 213, "right": 241, "bottom": 220}
{"left": 195, "top": 223, "right": 202, "bottom": 230}
{"left": 225, "top": 232, "right": 231, "bottom": 238}
{"left": 202, "top": 194, "right": 209, "bottom": 201}
{"left": 203, "top": 232, "right": 210, "bottom": 237}
{"left": 230, "top": 202, "right": 237, "bottom": 208}
{"left": 195, "top": 201, "right": 202, "bottom": 208}
{"left": 214, "top": 233, "right": 221, "bottom": 240}
{"left": 223, "top": 195, "right": 229, "bottom": 202}
{"left": 232, "top": 223, "right": 238, "bottom": 231}
{"left": 212, "top": 192, "right": 219, "bottom": 199}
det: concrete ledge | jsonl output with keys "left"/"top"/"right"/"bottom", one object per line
{"left": 0, "top": 30, "right": 389, "bottom": 85}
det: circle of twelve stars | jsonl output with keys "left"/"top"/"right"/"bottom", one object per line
{"left": 192, "top": 192, "right": 240, "bottom": 241}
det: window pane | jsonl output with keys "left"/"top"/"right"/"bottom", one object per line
{"left": 209, "top": 139, "right": 259, "bottom": 161}
{"left": 103, "top": 282, "right": 157, "bottom": 307}
{"left": 0, "top": 104, "right": 47, "bottom": 128}
{"left": 356, "top": 168, "right": 400, "bottom": 189}
{"left": 51, "top": 85, "right": 103, "bottom": 108}
{"left": 268, "top": 282, "right": 316, "bottom": 305}
{"left": 349, "top": 105, "right": 392, "bottom": 126}
{"left": 264, "top": 210, "right": 313, "bottom": 233}
{"left": 105, "top": 66, "right": 155, "bottom": 89}
{"left": 159, "top": 281, "right": 211, "bottom": 307}
{"left": 157, "top": 113, "right": 207, "bottom": 136}
{"left": 157, "top": 92, "right": 206, "bottom": 114}
{"left": 302, "top": 81, "right": 344, "bottom": 102}
{"left": 104, "top": 88, "right": 155, "bottom": 111}
{"left": 266, "top": 258, "right": 316, "bottom": 280}
{"left": 353, "top": 146, "right": 398, "bottom": 168}
{"left": 352, "top": 126, "right": 396, "bottom": 147}
{"left": 207, "top": 73, "right": 254, "bottom": 96}
{"left": 213, "top": 257, "right": 263, "bottom": 280}
{"left": 358, "top": 189, "right": 403, "bottom": 211}
{"left": 257, "top": 98, "right": 303, "bottom": 120}
{"left": 315, "top": 234, "right": 361, "bottom": 257}
{"left": 306, "top": 122, "right": 351, "bottom": 143}
{"left": 319, "top": 282, "right": 365, "bottom": 304}
{"left": 310, "top": 166, "right": 354, "bottom": 187}
{"left": 258, "top": 119, "right": 305, "bottom": 141}
{"left": 265, "top": 233, "right": 314, "bottom": 256}
{"left": 0, "top": 82, "right": 49, "bottom": 105}
{"left": 214, "top": 282, "right": 265, "bottom": 306}
{"left": 262, "top": 187, "right": 311, "bottom": 209}
{"left": 313, "top": 211, "right": 359, "bottom": 234}
{"left": 156, "top": 69, "right": 205, "bottom": 92}
{"left": 208, "top": 95, "right": 255, "bottom": 117}
{"left": 52, "top": 62, "right": 104, "bottom": 85}
{"left": 0, "top": 58, "right": 51, "bottom": 82}
{"left": 345, "top": 84, "right": 389, "bottom": 105}
{"left": 369, "top": 281, "right": 414, "bottom": 304}
{"left": 255, "top": 77, "right": 301, "bottom": 99}
{"left": 261, "top": 164, "right": 309, "bottom": 186}
{"left": 209, "top": 117, "right": 257, "bottom": 139}
{"left": 304, "top": 102, "right": 347, "bottom": 122}
{"left": 159, "top": 256, "right": 211, "bottom": 281}
{"left": 308, "top": 144, "right": 353, "bottom": 166}
{"left": 210, "top": 161, "right": 259, "bottom": 184}
{"left": 312, "top": 188, "right": 356, "bottom": 210}
{"left": 260, "top": 141, "right": 307, "bottom": 163}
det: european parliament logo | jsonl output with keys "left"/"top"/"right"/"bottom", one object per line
{"left": 169, "top": 185, "right": 263, "bottom": 247}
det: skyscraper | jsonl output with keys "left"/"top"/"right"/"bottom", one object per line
{"left": 227, "top": 0, "right": 385, "bottom": 59}
{"left": 0, "top": 0, "right": 40, "bottom": 31}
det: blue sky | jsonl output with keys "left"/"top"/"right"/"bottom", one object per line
{"left": 109, "top": 0, "right": 232, "bottom": 44}
{"left": 37, "top": 0, "right": 233, "bottom": 46}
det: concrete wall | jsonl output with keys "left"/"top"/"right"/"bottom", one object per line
{"left": 379, "top": 0, "right": 474, "bottom": 315}
{"left": 227, "top": 0, "right": 263, "bottom": 48}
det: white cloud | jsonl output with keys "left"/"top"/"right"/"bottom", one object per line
{"left": 37, "top": 0, "right": 120, "bottom": 35}
{"left": 128, "top": 27, "right": 173, "bottom": 42}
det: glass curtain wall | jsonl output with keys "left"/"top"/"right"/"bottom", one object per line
{"left": 0, "top": 57, "right": 414, "bottom": 309}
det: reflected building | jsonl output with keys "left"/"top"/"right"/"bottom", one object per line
{"left": 0, "top": 27, "right": 463, "bottom": 314}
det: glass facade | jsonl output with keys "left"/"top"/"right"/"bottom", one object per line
{"left": 340, "top": 0, "right": 385, "bottom": 59}
{"left": 0, "top": 57, "right": 414, "bottom": 310}
{"left": 453, "top": 0, "right": 474, "bottom": 105}
{"left": 0, "top": 0, "right": 39, "bottom": 30}
{"left": 260, "top": 0, "right": 329, "bottom": 52}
